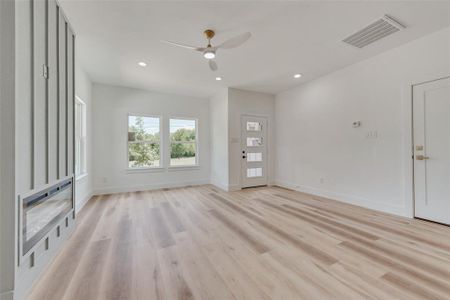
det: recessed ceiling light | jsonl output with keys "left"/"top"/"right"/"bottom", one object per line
{"left": 294, "top": 73, "right": 302, "bottom": 79}
{"left": 215, "top": 77, "right": 222, "bottom": 81}
{"left": 138, "top": 62, "right": 147, "bottom": 67}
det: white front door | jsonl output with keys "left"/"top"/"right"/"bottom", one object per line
{"left": 413, "top": 77, "right": 450, "bottom": 225}
{"left": 241, "top": 116, "right": 268, "bottom": 188}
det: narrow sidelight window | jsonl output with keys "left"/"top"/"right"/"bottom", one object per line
{"left": 75, "top": 97, "right": 87, "bottom": 177}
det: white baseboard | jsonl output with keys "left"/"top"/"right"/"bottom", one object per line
{"left": 75, "top": 192, "right": 93, "bottom": 213}
{"left": 227, "top": 184, "right": 241, "bottom": 192}
{"left": 274, "top": 180, "right": 410, "bottom": 218}
{"left": 209, "top": 178, "right": 242, "bottom": 192}
{"left": 93, "top": 179, "right": 210, "bottom": 195}
{"left": 209, "top": 179, "right": 229, "bottom": 191}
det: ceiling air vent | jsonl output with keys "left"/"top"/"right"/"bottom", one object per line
{"left": 343, "top": 15, "right": 406, "bottom": 48}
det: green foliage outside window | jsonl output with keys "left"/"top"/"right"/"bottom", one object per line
{"left": 170, "top": 128, "right": 196, "bottom": 159}
{"left": 128, "top": 116, "right": 160, "bottom": 167}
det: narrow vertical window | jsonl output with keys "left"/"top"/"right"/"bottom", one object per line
{"left": 75, "top": 97, "right": 86, "bottom": 177}
{"left": 128, "top": 115, "right": 161, "bottom": 168}
{"left": 169, "top": 119, "right": 197, "bottom": 166}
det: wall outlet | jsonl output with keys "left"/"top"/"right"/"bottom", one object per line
{"left": 320, "top": 178, "right": 325, "bottom": 184}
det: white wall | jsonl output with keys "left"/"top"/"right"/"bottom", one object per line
{"left": 228, "top": 88, "right": 275, "bottom": 190}
{"left": 92, "top": 83, "right": 210, "bottom": 194}
{"left": 75, "top": 61, "right": 93, "bottom": 212}
{"left": 209, "top": 88, "right": 229, "bottom": 190}
{"left": 275, "top": 27, "right": 450, "bottom": 217}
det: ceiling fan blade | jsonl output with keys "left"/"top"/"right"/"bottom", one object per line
{"left": 161, "top": 40, "right": 205, "bottom": 51}
{"left": 217, "top": 32, "right": 251, "bottom": 49}
{"left": 209, "top": 60, "right": 218, "bottom": 71}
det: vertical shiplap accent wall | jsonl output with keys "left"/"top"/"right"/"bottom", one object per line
{"left": 14, "top": 1, "right": 76, "bottom": 299}
{"left": 17, "top": 0, "right": 75, "bottom": 197}
{"left": 33, "top": 0, "right": 48, "bottom": 188}
{"left": 16, "top": 0, "right": 33, "bottom": 195}
{"left": 47, "top": 0, "right": 58, "bottom": 183}
{"left": 57, "top": 9, "right": 67, "bottom": 179}
{"left": 67, "top": 27, "right": 74, "bottom": 177}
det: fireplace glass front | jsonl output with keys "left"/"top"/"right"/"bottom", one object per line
{"left": 22, "top": 179, "right": 73, "bottom": 255}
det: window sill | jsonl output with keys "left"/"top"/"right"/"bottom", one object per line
{"left": 126, "top": 167, "right": 165, "bottom": 174}
{"left": 76, "top": 173, "right": 88, "bottom": 181}
{"left": 168, "top": 165, "right": 200, "bottom": 171}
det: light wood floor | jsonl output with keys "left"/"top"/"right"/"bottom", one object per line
{"left": 27, "top": 185, "right": 450, "bottom": 300}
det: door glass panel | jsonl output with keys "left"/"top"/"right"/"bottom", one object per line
{"left": 247, "top": 137, "right": 263, "bottom": 147}
{"left": 247, "top": 168, "right": 263, "bottom": 178}
{"left": 247, "top": 121, "right": 262, "bottom": 131}
{"left": 247, "top": 152, "right": 262, "bottom": 162}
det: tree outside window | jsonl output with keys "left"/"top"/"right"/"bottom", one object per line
{"left": 170, "top": 119, "right": 197, "bottom": 166}
{"left": 128, "top": 116, "right": 161, "bottom": 168}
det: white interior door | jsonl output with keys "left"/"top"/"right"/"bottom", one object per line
{"left": 241, "top": 116, "right": 268, "bottom": 188}
{"left": 413, "top": 77, "right": 450, "bottom": 225}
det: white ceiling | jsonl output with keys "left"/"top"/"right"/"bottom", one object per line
{"left": 60, "top": 0, "right": 450, "bottom": 98}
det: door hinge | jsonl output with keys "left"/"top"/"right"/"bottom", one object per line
{"left": 42, "top": 64, "right": 49, "bottom": 79}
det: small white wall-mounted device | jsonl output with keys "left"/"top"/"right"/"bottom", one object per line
{"left": 352, "top": 121, "right": 361, "bottom": 128}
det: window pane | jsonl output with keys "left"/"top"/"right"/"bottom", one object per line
{"left": 75, "top": 103, "right": 82, "bottom": 138}
{"left": 170, "top": 142, "right": 196, "bottom": 166}
{"left": 128, "top": 116, "right": 160, "bottom": 142}
{"left": 75, "top": 100, "right": 85, "bottom": 176}
{"left": 170, "top": 119, "right": 196, "bottom": 142}
{"left": 247, "top": 152, "right": 262, "bottom": 162}
{"left": 247, "top": 137, "right": 263, "bottom": 147}
{"left": 128, "top": 143, "right": 160, "bottom": 168}
{"left": 247, "top": 121, "right": 262, "bottom": 131}
{"left": 75, "top": 138, "right": 81, "bottom": 175}
{"left": 247, "top": 168, "right": 263, "bottom": 178}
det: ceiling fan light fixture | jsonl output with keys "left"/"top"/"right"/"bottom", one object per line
{"left": 203, "top": 50, "right": 215, "bottom": 59}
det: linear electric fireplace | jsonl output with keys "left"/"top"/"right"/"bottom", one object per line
{"left": 22, "top": 179, "right": 74, "bottom": 255}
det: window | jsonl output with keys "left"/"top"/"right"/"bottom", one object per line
{"left": 247, "top": 152, "right": 262, "bottom": 162}
{"left": 128, "top": 115, "right": 161, "bottom": 168}
{"left": 246, "top": 121, "right": 262, "bottom": 131}
{"left": 247, "top": 137, "right": 263, "bottom": 147}
{"left": 247, "top": 167, "right": 263, "bottom": 178}
{"left": 75, "top": 97, "right": 87, "bottom": 178}
{"left": 170, "top": 118, "right": 197, "bottom": 166}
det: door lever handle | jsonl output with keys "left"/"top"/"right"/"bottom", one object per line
{"left": 416, "top": 155, "right": 430, "bottom": 160}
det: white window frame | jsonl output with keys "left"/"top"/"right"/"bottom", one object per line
{"left": 168, "top": 117, "right": 199, "bottom": 168}
{"left": 127, "top": 113, "right": 163, "bottom": 171}
{"left": 75, "top": 96, "right": 87, "bottom": 179}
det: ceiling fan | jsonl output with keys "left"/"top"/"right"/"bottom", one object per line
{"left": 162, "top": 29, "right": 251, "bottom": 71}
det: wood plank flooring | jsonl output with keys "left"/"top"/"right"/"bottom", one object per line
{"left": 27, "top": 185, "right": 450, "bottom": 300}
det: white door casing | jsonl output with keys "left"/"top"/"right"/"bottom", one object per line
{"left": 413, "top": 77, "right": 450, "bottom": 225}
{"left": 241, "top": 115, "right": 268, "bottom": 188}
